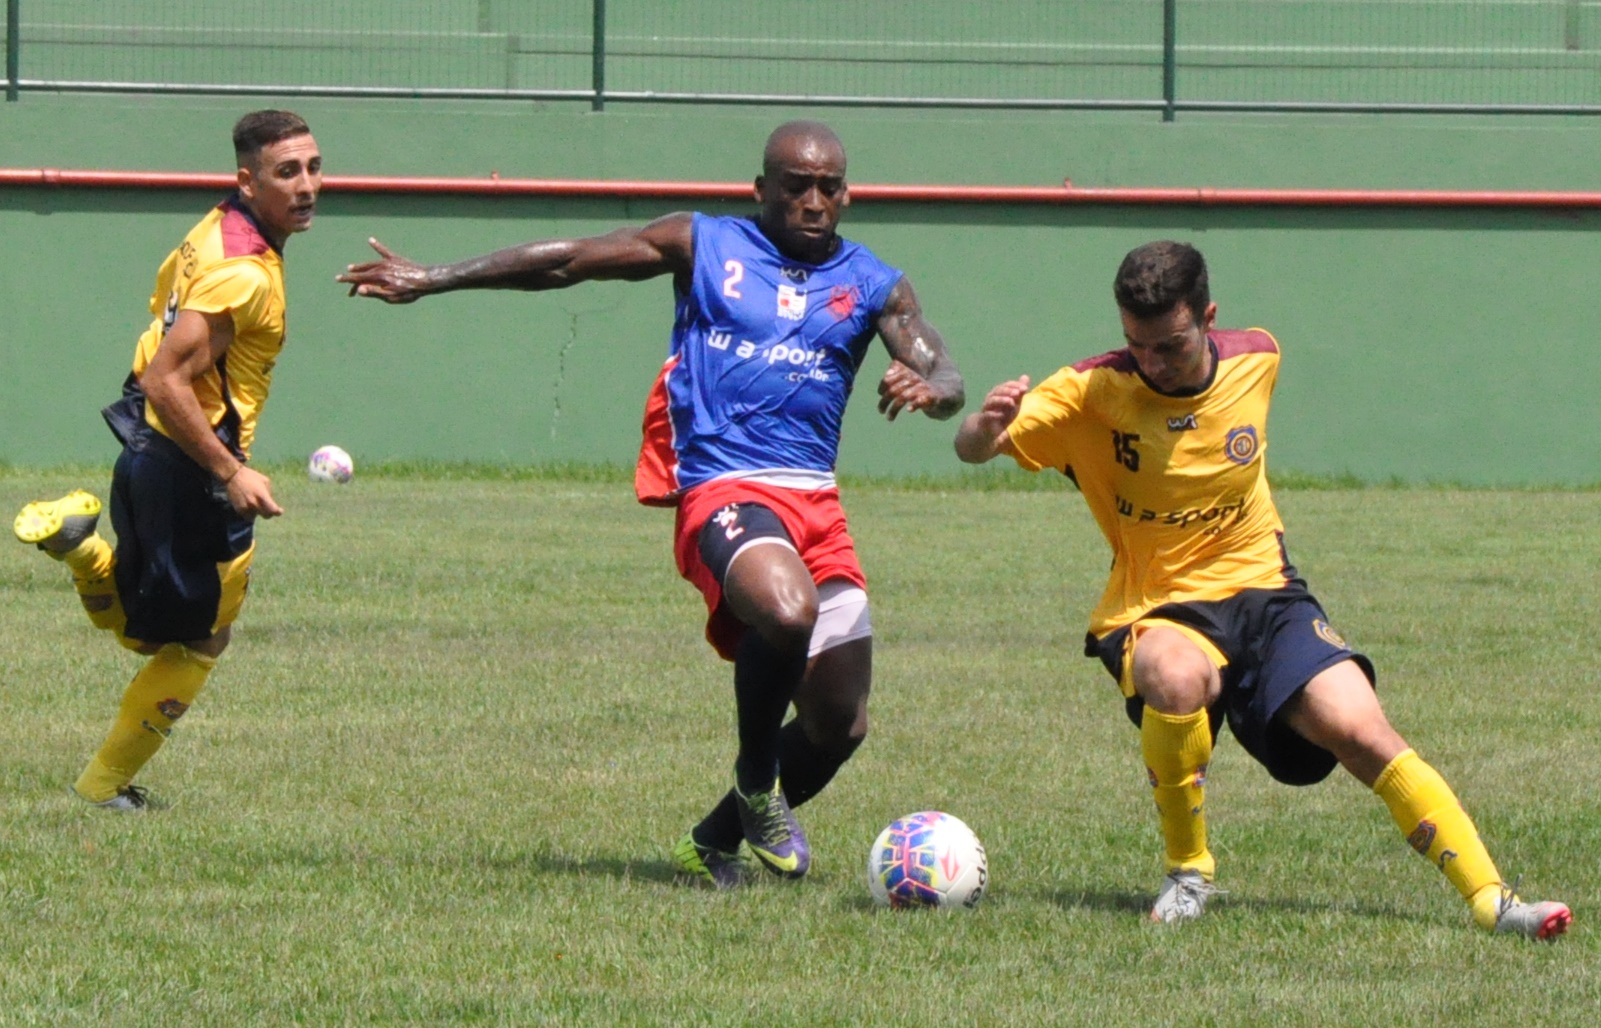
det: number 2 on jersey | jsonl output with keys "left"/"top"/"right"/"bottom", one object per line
{"left": 723, "top": 260, "right": 744, "bottom": 299}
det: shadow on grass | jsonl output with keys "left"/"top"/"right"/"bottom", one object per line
{"left": 1042, "top": 883, "right": 1429, "bottom": 925}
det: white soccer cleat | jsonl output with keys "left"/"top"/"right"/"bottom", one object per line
{"left": 1150, "top": 868, "right": 1224, "bottom": 923}
{"left": 1493, "top": 883, "right": 1572, "bottom": 942}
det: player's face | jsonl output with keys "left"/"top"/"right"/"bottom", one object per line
{"left": 238, "top": 133, "right": 322, "bottom": 245}
{"left": 1121, "top": 300, "right": 1217, "bottom": 393}
{"left": 755, "top": 134, "right": 849, "bottom": 264}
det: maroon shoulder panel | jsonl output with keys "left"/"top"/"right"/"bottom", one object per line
{"left": 1070, "top": 349, "right": 1138, "bottom": 375}
{"left": 1210, "top": 328, "right": 1278, "bottom": 360}
{"left": 217, "top": 200, "right": 271, "bottom": 259}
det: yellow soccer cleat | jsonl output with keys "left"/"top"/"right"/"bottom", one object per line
{"left": 14, "top": 490, "right": 102, "bottom": 553}
{"left": 672, "top": 832, "right": 747, "bottom": 890}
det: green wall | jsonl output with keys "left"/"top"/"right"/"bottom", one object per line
{"left": 3, "top": 94, "right": 1599, "bottom": 485}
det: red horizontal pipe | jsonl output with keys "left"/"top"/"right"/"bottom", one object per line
{"left": 3, "top": 167, "right": 1601, "bottom": 208}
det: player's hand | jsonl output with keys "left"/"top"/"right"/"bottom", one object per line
{"left": 975, "top": 376, "right": 1031, "bottom": 434}
{"left": 877, "top": 360, "right": 936, "bottom": 421}
{"left": 337, "top": 238, "right": 431, "bottom": 304}
{"left": 225, "top": 465, "right": 284, "bottom": 519}
{"left": 952, "top": 375, "right": 1030, "bottom": 464}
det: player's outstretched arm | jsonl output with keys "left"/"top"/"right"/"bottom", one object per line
{"left": 874, "top": 277, "right": 965, "bottom": 422}
{"left": 338, "top": 212, "right": 695, "bottom": 304}
{"left": 953, "top": 376, "right": 1031, "bottom": 464}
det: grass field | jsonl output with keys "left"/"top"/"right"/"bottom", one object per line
{"left": 1, "top": 466, "right": 1596, "bottom": 1026}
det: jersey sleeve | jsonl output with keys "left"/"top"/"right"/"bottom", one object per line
{"left": 182, "top": 258, "right": 273, "bottom": 330}
{"left": 1006, "top": 365, "right": 1089, "bottom": 473}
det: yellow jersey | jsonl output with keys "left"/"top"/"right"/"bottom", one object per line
{"left": 1006, "top": 329, "right": 1293, "bottom": 636}
{"left": 132, "top": 197, "right": 286, "bottom": 459}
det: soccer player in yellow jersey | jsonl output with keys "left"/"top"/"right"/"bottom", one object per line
{"left": 13, "top": 110, "right": 321, "bottom": 810}
{"left": 954, "top": 240, "right": 1570, "bottom": 940}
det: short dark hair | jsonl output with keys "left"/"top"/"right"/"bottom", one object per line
{"left": 761, "top": 120, "right": 845, "bottom": 177}
{"left": 232, "top": 110, "right": 310, "bottom": 168}
{"left": 1113, "top": 241, "right": 1210, "bottom": 322}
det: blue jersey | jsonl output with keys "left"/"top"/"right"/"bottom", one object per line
{"left": 635, "top": 213, "right": 903, "bottom": 504}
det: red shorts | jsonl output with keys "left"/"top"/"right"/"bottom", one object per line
{"left": 674, "top": 478, "right": 867, "bottom": 660}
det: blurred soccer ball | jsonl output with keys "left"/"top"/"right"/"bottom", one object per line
{"left": 307, "top": 445, "right": 354, "bottom": 484}
{"left": 866, "top": 810, "right": 988, "bottom": 910}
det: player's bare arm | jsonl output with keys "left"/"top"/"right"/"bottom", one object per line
{"left": 953, "top": 376, "right": 1031, "bottom": 464}
{"left": 874, "top": 277, "right": 964, "bottom": 421}
{"left": 140, "top": 309, "right": 283, "bottom": 518}
{"left": 339, "top": 212, "right": 696, "bottom": 303}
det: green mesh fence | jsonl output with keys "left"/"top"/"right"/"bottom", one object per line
{"left": 6, "top": 1, "right": 1601, "bottom": 113}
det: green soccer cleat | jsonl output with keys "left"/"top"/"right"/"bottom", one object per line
{"left": 1150, "top": 868, "right": 1224, "bottom": 923}
{"left": 672, "top": 832, "right": 747, "bottom": 890}
{"left": 15, "top": 490, "right": 102, "bottom": 553}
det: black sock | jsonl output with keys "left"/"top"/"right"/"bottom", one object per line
{"left": 695, "top": 720, "right": 864, "bottom": 852}
{"left": 730, "top": 630, "right": 807, "bottom": 796}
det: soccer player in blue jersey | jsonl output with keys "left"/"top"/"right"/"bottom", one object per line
{"left": 954, "top": 240, "right": 1569, "bottom": 939}
{"left": 339, "top": 120, "right": 965, "bottom": 886}
{"left": 14, "top": 110, "right": 322, "bottom": 811}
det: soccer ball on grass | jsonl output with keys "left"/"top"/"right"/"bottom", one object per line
{"left": 866, "top": 810, "right": 988, "bottom": 910}
{"left": 307, "top": 444, "right": 354, "bottom": 484}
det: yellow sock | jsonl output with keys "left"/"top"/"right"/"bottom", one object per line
{"left": 74, "top": 643, "right": 216, "bottom": 802}
{"left": 1373, "top": 748, "right": 1504, "bottom": 928}
{"left": 57, "top": 534, "right": 129, "bottom": 636}
{"left": 1142, "top": 706, "right": 1216, "bottom": 879}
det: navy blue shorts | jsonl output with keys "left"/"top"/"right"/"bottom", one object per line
{"left": 1086, "top": 582, "right": 1376, "bottom": 786}
{"left": 696, "top": 501, "right": 795, "bottom": 585}
{"left": 109, "top": 440, "right": 255, "bottom": 644}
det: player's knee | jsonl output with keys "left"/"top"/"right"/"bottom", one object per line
{"left": 754, "top": 594, "right": 819, "bottom": 652}
{"left": 1133, "top": 649, "right": 1215, "bottom": 714}
{"left": 188, "top": 625, "right": 232, "bottom": 659}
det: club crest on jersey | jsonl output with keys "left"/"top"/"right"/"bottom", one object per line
{"left": 1224, "top": 425, "right": 1259, "bottom": 465}
{"left": 828, "top": 284, "right": 860, "bottom": 321}
{"left": 780, "top": 266, "right": 810, "bottom": 282}
{"left": 1313, "top": 618, "right": 1347, "bottom": 648}
{"left": 1167, "top": 414, "right": 1198, "bottom": 432}
{"left": 776, "top": 283, "right": 807, "bottom": 320}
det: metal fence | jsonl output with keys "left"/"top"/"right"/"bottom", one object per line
{"left": 7, "top": 1, "right": 1601, "bottom": 116}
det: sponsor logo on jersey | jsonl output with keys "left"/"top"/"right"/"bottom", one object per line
{"left": 780, "top": 266, "right": 810, "bottom": 282}
{"left": 1167, "top": 414, "right": 1199, "bottom": 431}
{"left": 1224, "top": 425, "right": 1259, "bottom": 465}
{"left": 777, "top": 283, "right": 807, "bottom": 320}
{"left": 828, "top": 284, "right": 860, "bottom": 321}
{"left": 1313, "top": 618, "right": 1347, "bottom": 648}
{"left": 1115, "top": 494, "right": 1246, "bottom": 529}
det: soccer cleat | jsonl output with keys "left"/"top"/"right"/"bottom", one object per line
{"left": 1150, "top": 868, "right": 1224, "bottom": 923}
{"left": 734, "top": 779, "right": 810, "bottom": 879}
{"left": 672, "top": 832, "right": 746, "bottom": 890}
{"left": 1493, "top": 881, "right": 1572, "bottom": 941}
{"left": 76, "top": 784, "right": 152, "bottom": 813}
{"left": 15, "top": 490, "right": 102, "bottom": 553}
